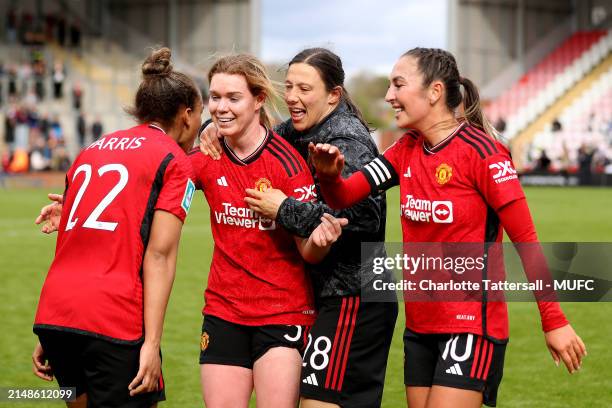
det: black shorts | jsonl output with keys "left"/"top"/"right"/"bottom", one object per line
{"left": 403, "top": 328, "right": 506, "bottom": 407}
{"left": 199, "top": 314, "right": 309, "bottom": 368}
{"left": 300, "top": 296, "right": 397, "bottom": 408}
{"left": 37, "top": 329, "right": 165, "bottom": 408}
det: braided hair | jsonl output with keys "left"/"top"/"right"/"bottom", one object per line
{"left": 403, "top": 48, "right": 497, "bottom": 138}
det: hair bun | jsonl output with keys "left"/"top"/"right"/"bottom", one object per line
{"left": 142, "top": 47, "right": 173, "bottom": 77}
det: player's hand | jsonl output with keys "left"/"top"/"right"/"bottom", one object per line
{"left": 544, "top": 324, "right": 587, "bottom": 374}
{"left": 128, "top": 342, "right": 161, "bottom": 396}
{"left": 35, "top": 193, "right": 63, "bottom": 234}
{"left": 244, "top": 188, "right": 288, "bottom": 220}
{"left": 32, "top": 341, "right": 53, "bottom": 381}
{"left": 308, "top": 142, "right": 345, "bottom": 179}
{"left": 311, "top": 213, "right": 348, "bottom": 247}
{"left": 199, "top": 121, "right": 223, "bottom": 160}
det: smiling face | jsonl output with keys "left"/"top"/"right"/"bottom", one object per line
{"left": 208, "top": 73, "right": 264, "bottom": 139}
{"left": 385, "top": 56, "right": 432, "bottom": 130}
{"left": 284, "top": 63, "right": 339, "bottom": 132}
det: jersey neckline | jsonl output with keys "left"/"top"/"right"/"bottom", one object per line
{"left": 222, "top": 126, "right": 271, "bottom": 166}
{"left": 423, "top": 122, "right": 466, "bottom": 155}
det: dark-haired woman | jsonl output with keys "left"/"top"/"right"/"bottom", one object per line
{"left": 309, "top": 48, "right": 587, "bottom": 408}
{"left": 200, "top": 48, "right": 397, "bottom": 408}
{"left": 32, "top": 48, "right": 203, "bottom": 408}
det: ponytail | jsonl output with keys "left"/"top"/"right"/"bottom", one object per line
{"left": 459, "top": 77, "right": 498, "bottom": 139}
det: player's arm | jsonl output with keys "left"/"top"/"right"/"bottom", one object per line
{"left": 309, "top": 138, "right": 400, "bottom": 210}
{"left": 471, "top": 142, "right": 587, "bottom": 374}
{"left": 498, "top": 199, "right": 587, "bottom": 374}
{"left": 247, "top": 135, "right": 391, "bottom": 238}
{"left": 128, "top": 210, "right": 182, "bottom": 396}
{"left": 293, "top": 213, "right": 348, "bottom": 264}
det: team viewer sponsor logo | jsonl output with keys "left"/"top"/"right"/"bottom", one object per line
{"left": 214, "top": 202, "right": 276, "bottom": 230}
{"left": 401, "top": 195, "right": 454, "bottom": 223}
{"left": 489, "top": 160, "right": 518, "bottom": 184}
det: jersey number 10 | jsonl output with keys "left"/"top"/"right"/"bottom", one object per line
{"left": 65, "top": 163, "right": 129, "bottom": 232}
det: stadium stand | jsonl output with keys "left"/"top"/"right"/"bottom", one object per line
{"left": 486, "top": 30, "right": 612, "bottom": 140}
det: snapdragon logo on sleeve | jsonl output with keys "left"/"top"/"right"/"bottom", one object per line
{"left": 182, "top": 179, "right": 196, "bottom": 214}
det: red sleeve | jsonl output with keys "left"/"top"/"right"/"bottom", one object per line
{"left": 155, "top": 153, "right": 195, "bottom": 223}
{"left": 498, "top": 198, "right": 569, "bottom": 332}
{"left": 316, "top": 132, "right": 418, "bottom": 209}
{"left": 474, "top": 145, "right": 525, "bottom": 210}
{"left": 318, "top": 171, "right": 371, "bottom": 209}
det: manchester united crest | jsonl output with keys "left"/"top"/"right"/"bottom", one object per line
{"left": 255, "top": 178, "right": 272, "bottom": 192}
{"left": 200, "top": 332, "right": 210, "bottom": 351}
{"left": 435, "top": 163, "right": 452, "bottom": 185}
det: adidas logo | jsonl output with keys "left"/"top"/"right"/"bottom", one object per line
{"left": 302, "top": 373, "right": 318, "bottom": 386}
{"left": 217, "top": 176, "right": 228, "bottom": 187}
{"left": 445, "top": 363, "right": 463, "bottom": 376}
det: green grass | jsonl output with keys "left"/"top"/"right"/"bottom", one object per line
{"left": 1, "top": 187, "right": 611, "bottom": 407}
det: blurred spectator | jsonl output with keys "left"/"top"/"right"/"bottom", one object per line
{"left": 9, "top": 149, "right": 29, "bottom": 173}
{"left": 14, "top": 106, "right": 29, "bottom": 149}
{"left": 76, "top": 113, "right": 86, "bottom": 147}
{"left": 18, "top": 63, "right": 31, "bottom": 96}
{"left": 552, "top": 118, "right": 562, "bottom": 132}
{"left": 4, "top": 104, "right": 17, "bottom": 149}
{"left": 57, "top": 17, "right": 66, "bottom": 46}
{"left": 69, "top": 22, "right": 81, "bottom": 49}
{"left": 51, "top": 140, "right": 71, "bottom": 171}
{"left": 30, "top": 131, "right": 51, "bottom": 171}
{"left": 52, "top": 62, "right": 65, "bottom": 99}
{"left": 92, "top": 117, "right": 103, "bottom": 140}
{"left": 49, "top": 115, "right": 63, "bottom": 142}
{"left": 6, "top": 8, "right": 17, "bottom": 44}
{"left": 33, "top": 59, "right": 46, "bottom": 101}
{"left": 72, "top": 81, "right": 83, "bottom": 110}
{"left": 536, "top": 150, "right": 552, "bottom": 171}
{"left": 8, "top": 65, "right": 17, "bottom": 97}
{"left": 578, "top": 145, "right": 594, "bottom": 185}
{"left": 0, "top": 63, "right": 4, "bottom": 107}
{"left": 39, "top": 113, "right": 50, "bottom": 140}
{"left": 494, "top": 117, "right": 506, "bottom": 133}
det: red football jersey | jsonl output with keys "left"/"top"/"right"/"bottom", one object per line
{"left": 189, "top": 129, "right": 317, "bottom": 326}
{"left": 363, "top": 123, "right": 525, "bottom": 341}
{"left": 34, "top": 124, "right": 195, "bottom": 343}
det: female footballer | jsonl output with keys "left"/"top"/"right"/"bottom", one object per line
{"left": 32, "top": 47, "right": 203, "bottom": 408}
{"left": 200, "top": 48, "right": 398, "bottom": 408}
{"left": 308, "top": 48, "right": 587, "bottom": 408}
{"left": 192, "top": 54, "right": 348, "bottom": 408}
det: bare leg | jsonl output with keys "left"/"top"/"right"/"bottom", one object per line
{"left": 252, "top": 347, "right": 301, "bottom": 408}
{"left": 66, "top": 393, "right": 87, "bottom": 408}
{"left": 425, "top": 385, "right": 482, "bottom": 408}
{"left": 406, "top": 386, "right": 430, "bottom": 408}
{"left": 200, "top": 364, "right": 253, "bottom": 408}
{"left": 300, "top": 398, "right": 340, "bottom": 408}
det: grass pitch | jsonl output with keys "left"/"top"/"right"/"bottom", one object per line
{"left": 0, "top": 187, "right": 610, "bottom": 407}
